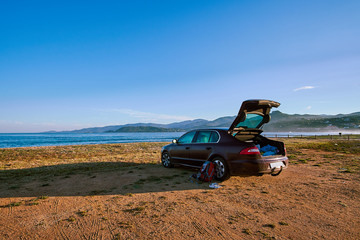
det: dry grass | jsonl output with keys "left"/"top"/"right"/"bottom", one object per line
{"left": 0, "top": 142, "right": 164, "bottom": 170}
{"left": 1, "top": 139, "right": 360, "bottom": 239}
{"left": 0, "top": 142, "right": 164, "bottom": 184}
{"left": 283, "top": 139, "right": 360, "bottom": 154}
{"left": 282, "top": 139, "right": 360, "bottom": 174}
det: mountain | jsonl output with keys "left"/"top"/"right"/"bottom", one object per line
{"left": 55, "top": 119, "right": 214, "bottom": 133}
{"left": 107, "top": 126, "right": 183, "bottom": 132}
{"left": 50, "top": 111, "right": 360, "bottom": 133}
{"left": 263, "top": 111, "right": 360, "bottom": 131}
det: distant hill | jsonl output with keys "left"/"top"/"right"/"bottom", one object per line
{"left": 107, "top": 126, "right": 183, "bottom": 132}
{"left": 264, "top": 111, "right": 360, "bottom": 131}
{"left": 50, "top": 111, "right": 360, "bottom": 133}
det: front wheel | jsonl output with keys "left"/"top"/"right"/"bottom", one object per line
{"left": 213, "top": 157, "right": 230, "bottom": 181}
{"left": 161, "top": 152, "right": 173, "bottom": 168}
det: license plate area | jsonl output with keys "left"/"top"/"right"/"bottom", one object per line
{"left": 270, "top": 162, "right": 285, "bottom": 169}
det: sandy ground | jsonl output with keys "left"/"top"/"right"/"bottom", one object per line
{"left": 1, "top": 140, "right": 360, "bottom": 239}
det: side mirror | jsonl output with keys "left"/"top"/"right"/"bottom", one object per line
{"left": 172, "top": 139, "right": 178, "bottom": 144}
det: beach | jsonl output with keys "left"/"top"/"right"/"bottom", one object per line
{"left": 1, "top": 139, "right": 360, "bottom": 239}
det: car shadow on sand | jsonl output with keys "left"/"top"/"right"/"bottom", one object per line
{"left": 0, "top": 161, "right": 216, "bottom": 198}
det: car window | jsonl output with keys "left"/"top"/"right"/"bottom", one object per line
{"left": 194, "top": 131, "right": 212, "bottom": 143}
{"left": 209, "top": 131, "right": 220, "bottom": 143}
{"left": 235, "top": 113, "right": 263, "bottom": 129}
{"left": 178, "top": 131, "right": 196, "bottom": 144}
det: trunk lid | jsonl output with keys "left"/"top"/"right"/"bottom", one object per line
{"left": 228, "top": 99, "right": 280, "bottom": 139}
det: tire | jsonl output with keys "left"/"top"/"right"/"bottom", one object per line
{"left": 161, "top": 151, "right": 173, "bottom": 168}
{"left": 213, "top": 157, "right": 230, "bottom": 181}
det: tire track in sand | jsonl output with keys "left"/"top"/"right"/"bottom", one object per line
{"left": 50, "top": 199, "right": 70, "bottom": 240}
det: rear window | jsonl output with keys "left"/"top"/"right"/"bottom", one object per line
{"left": 236, "top": 113, "right": 263, "bottom": 129}
{"left": 194, "top": 131, "right": 219, "bottom": 143}
{"left": 209, "top": 131, "right": 220, "bottom": 143}
{"left": 194, "top": 131, "right": 211, "bottom": 143}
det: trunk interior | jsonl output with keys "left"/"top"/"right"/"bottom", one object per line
{"left": 231, "top": 130, "right": 286, "bottom": 157}
{"left": 253, "top": 135, "right": 286, "bottom": 156}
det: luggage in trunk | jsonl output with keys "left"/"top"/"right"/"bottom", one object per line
{"left": 254, "top": 135, "right": 286, "bottom": 156}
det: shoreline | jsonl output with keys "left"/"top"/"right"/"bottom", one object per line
{"left": 0, "top": 141, "right": 170, "bottom": 150}
{"left": 0, "top": 132, "right": 184, "bottom": 149}
{"left": 1, "top": 132, "right": 360, "bottom": 149}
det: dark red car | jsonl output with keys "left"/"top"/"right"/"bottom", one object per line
{"left": 161, "top": 99, "right": 288, "bottom": 181}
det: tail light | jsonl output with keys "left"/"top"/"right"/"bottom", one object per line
{"left": 240, "top": 146, "right": 260, "bottom": 155}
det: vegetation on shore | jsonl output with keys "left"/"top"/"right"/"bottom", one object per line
{"left": 264, "top": 111, "right": 360, "bottom": 131}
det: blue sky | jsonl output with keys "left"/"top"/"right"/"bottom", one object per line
{"left": 1, "top": 0, "right": 359, "bottom": 133}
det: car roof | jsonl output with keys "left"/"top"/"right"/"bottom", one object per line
{"left": 190, "top": 128, "right": 228, "bottom": 132}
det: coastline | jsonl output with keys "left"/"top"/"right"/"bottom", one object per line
{"left": 1, "top": 131, "right": 360, "bottom": 149}
{"left": 0, "top": 132, "right": 184, "bottom": 148}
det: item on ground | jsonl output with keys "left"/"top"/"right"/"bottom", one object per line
{"left": 191, "top": 161, "right": 215, "bottom": 182}
{"left": 209, "top": 183, "right": 221, "bottom": 189}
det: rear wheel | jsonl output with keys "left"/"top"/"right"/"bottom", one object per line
{"left": 213, "top": 157, "right": 230, "bottom": 181}
{"left": 161, "top": 152, "right": 173, "bottom": 168}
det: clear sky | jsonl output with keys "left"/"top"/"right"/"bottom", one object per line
{"left": 1, "top": 0, "right": 359, "bottom": 133}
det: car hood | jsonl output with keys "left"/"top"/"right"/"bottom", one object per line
{"left": 228, "top": 99, "right": 280, "bottom": 136}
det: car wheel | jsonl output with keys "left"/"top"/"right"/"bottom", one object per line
{"left": 161, "top": 152, "right": 173, "bottom": 168}
{"left": 213, "top": 157, "right": 230, "bottom": 181}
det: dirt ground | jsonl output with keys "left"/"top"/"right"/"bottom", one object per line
{"left": 1, "top": 140, "right": 360, "bottom": 239}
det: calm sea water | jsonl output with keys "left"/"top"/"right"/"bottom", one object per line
{"left": 0, "top": 132, "right": 185, "bottom": 148}
{"left": 0, "top": 131, "right": 358, "bottom": 148}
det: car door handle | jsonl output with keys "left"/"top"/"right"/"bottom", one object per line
{"left": 185, "top": 147, "right": 190, "bottom": 150}
{"left": 206, "top": 147, "right": 212, "bottom": 150}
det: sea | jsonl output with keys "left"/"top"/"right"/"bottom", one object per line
{"left": 0, "top": 132, "right": 185, "bottom": 148}
{"left": 0, "top": 131, "right": 359, "bottom": 148}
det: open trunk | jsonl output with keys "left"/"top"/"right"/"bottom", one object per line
{"left": 229, "top": 99, "right": 286, "bottom": 157}
{"left": 226, "top": 100, "right": 288, "bottom": 175}
{"left": 233, "top": 133, "right": 286, "bottom": 157}
{"left": 253, "top": 135, "right": 286, "bottom": 156}
{"left": 228, "top": 99, "right": 280, "bottom": 141}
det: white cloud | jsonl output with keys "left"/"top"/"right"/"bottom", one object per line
{"left": 97, "top": 108, "right": 194, "bottom": 122}
{"left": 306, "top": 106, "right": 312, "bottom": 110}
{"left": 293, "top": 86, "right": 316, "bottom": 92}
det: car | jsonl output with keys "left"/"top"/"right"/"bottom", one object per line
{"left": 161, "top": 99, "right": 288, "bottom": 181}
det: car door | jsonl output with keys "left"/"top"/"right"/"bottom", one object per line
{"left": 169, "top": 131, "right": 196, "bottom": 165}
{"left": 186, "top": 130, "right": 219, "bottom": 167}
